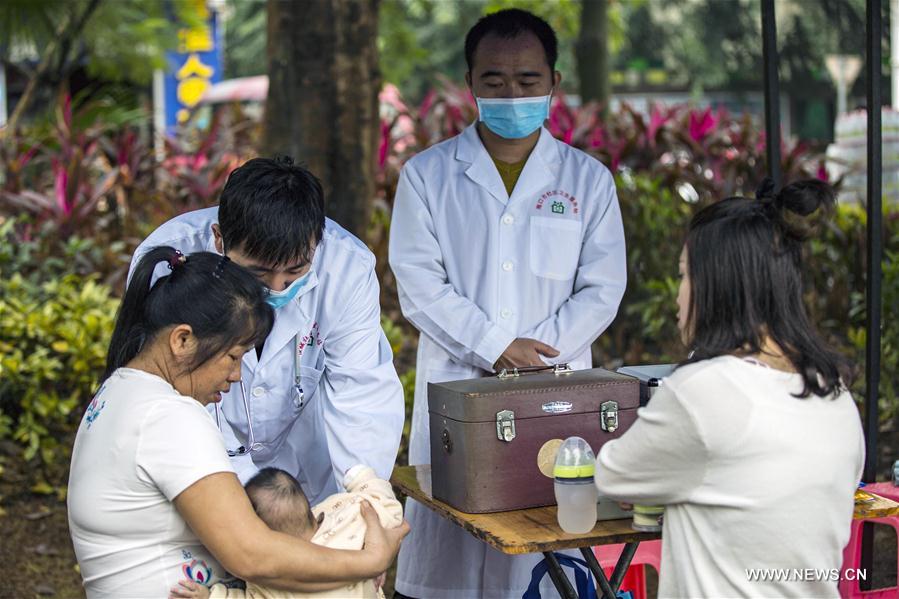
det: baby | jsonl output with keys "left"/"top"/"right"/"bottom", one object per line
{"left": 170, "top": 465, "right": 403, "bottom": 599}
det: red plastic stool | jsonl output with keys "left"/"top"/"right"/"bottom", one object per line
{"left": 860, "top": 483, "right": 899, "bottom": 503}
{"left": 839, "top": 484, "right": 899, "bottom": 599}
{"left": 594, "top": 541, "right": 662, "bottom": 599}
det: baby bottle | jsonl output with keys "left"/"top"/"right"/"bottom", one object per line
{"left": 554, "top": 436, "right": 598, "bottom": 534}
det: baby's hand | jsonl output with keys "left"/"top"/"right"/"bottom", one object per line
{"left": 169, "top": 579, "right": 210, "bottom": 599}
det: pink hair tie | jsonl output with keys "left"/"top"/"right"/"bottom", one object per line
{"left": 167, "top": 250, "right": 187, "bottom": 270}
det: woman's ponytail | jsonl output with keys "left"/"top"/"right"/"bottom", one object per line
{"left": 103, "top": 246, "right": 184, "bottom": 381}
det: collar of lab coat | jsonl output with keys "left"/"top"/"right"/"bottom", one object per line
{"left": 256, "top": 292, "right": 309, "bottom": 368}
{"left": 456, "top": 123, "right": 561, "bottom": 205}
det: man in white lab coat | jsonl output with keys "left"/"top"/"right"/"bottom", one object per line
{"left": 129, "top": 156, "right": 404, "bottom": 506}
{"left": 389, "top": 9, "right": 627, "bottom": 598}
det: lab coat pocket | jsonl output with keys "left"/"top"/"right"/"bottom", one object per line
{"left": 295, "top": 365, "right": 324, "bottom": 415}
{"left": 528, "top": 216, "right": 582, "bottom": 280}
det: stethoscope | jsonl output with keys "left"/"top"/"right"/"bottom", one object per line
{"left": 214, "top": 335, "right": 308, "bottom": 457}
{"left": 214, "top": 381, "right": 260, "bottom": 457}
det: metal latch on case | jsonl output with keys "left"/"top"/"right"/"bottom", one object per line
{"left": 600, "top": 400, "right": 619, "bottom": 433}
{"left": 441, "top": 428, "right": 453, "bottom": 453}
{"left": 496, "top": 410, "right": 516, "bottom": 442}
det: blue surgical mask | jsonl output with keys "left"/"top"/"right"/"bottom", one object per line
{"left": 265, "top": 271, "right": 311, "bottom": 309}
{"left": 475, "top": 92, "right": 552, "bottom": 139}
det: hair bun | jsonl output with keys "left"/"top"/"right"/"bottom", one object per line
{"left": 776, "top": 179, "right": 836, "bottom": 217}
{"left": 770, "top": 179, "right": 837, "bottom": 241}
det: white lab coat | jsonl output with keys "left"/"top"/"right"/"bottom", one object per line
{"left": 388, "top": 124, "right": 627, "bottom": 598}
{"left": 129, "top": 208, "right": 404, "bottom": 504}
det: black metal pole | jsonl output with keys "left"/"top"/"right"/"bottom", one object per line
{"left": 761, "top": 0, "right": 782, "bottom": 187}
{"left": 864, "top": 0, "right": 883, "bottom": 488}
{"left": 861, "top": 0, "right": 883, "bottom": 589}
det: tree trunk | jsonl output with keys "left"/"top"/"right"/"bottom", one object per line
{"left": 264, "top": 0, "right": 380, "bottom": 238}
{"left": 575, "top": 0, "right": 609, "bottom": 110}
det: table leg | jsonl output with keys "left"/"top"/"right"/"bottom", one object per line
{"left": 609, "top": 542, "right": 639, "bottom": 591}
{"left": 543, "top": 551, "right": 578, "bottom": 599}
{"left": 580, "top": 547, "right": 616, "bottom": 599}
{"left": 580, "top": 542, "right": 639, "bottom": 599}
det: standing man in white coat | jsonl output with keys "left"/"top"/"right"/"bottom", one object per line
{"left": 389, "top": 9, "right": 627, "bottom": 598}
{"left": 129, "top": 156, "right": 404, "bottom": 506}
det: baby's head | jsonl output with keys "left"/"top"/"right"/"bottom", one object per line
{"left": 245, "top": 468, "right": 321, "bottom": 540}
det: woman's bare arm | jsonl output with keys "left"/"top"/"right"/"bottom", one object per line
{"left": 174, "top": 472, "right": 408, "bottom": 591}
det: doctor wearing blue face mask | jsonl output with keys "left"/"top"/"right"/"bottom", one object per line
{"left": 128, "top": 156, "right": 405, "bottom": 516}
{"left": 389, "top": 9, "right": 627, "bottom": 599}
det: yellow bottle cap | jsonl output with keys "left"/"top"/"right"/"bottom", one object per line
{"left": 553, "top": 463, "right": 596, "bottom": 478}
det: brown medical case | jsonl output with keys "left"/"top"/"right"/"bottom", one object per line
{"left": 428, "top": 365, "right": 640, "bottom": 513}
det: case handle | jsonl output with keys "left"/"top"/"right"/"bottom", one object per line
{"left": 496, "top": 363, "right": 572, "bottom": 379}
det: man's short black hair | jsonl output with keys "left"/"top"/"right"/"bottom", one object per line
{"left": 464, "top": 8, "right": 558, "bottom": 73}
{"left": 218, "top": 155, "right": 325, "bottom": 267}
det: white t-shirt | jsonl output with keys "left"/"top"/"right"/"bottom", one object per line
{"left": 595, "top": 356, "right": 865, "bottom": 599}
{"left": 68, "top": 368, "right": 237, "bottom": 598}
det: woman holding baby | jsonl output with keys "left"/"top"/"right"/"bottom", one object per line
{"left": 67, "top": 247, "right": 408, "bottom": 598}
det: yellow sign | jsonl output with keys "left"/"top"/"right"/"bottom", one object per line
{"left": 176, "top": 54, "right": 214, "bottom": 80}
{"left": 164, "top": 0, "right": 219, "bottom": 131}
{"left": 179, "top": 27, "right": 214, "bottom": 53}
{"left": 175, "top": 54, "right": 215, "bottom": 122}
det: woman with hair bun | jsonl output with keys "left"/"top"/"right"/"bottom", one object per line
{"left": 68, "top": 247, "right": 407, "bottom": 599}
{"left": 595, "top": 180, "right": 864, "bottom": 598}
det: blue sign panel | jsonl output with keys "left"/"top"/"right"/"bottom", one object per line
{"left": 163, "top": 2, "right": 222, "bottom": 135}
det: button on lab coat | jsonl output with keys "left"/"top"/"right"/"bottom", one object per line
{"left": 130, "top": 208, "right": 404, "bottom": 504}
{"left": 388, "top": 124, "right": 626, "bottom": 598}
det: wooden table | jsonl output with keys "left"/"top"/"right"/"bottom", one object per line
{"left": 391, "top": 465, "right": 660, "bottom": 599}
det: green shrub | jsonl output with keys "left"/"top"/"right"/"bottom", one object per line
{"left": 809, "top": 204, "right": 899, "bottom": 424}
{"left": 595, "top": 174, "right": 695, "bottom": 367}
{"left": 0, "top": 272, "right": 118, "bottom": 465}
{"left": 0, "top": 216, "right": 128, "bottom": 289}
